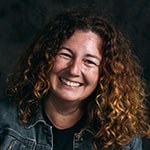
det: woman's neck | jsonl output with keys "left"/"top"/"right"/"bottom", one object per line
{"left": 44, "top": 94, "right": 84, "bottom": 129}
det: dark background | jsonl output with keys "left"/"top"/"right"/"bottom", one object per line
{"left": 0, "top": 0, "right": 150, "bottom": 149}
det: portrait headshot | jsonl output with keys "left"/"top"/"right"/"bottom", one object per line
{"left": 0, "top": 1, "right": 150, "bottom": 150}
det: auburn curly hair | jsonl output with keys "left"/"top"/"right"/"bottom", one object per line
{"left": 7, "top": 8, "right": 150, "bottom": 149}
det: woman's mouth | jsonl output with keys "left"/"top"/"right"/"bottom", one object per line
{"left": 59, "top": 77, "right": 82, "bottom": 87}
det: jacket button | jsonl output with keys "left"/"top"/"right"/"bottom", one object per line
{"left": 80, "top": 137, "right": 84, "bottom": 142}
{"left": 42, "top": 127, "right": 48, "bottom": 132}
{"left": 42, "top": 127, "right": 51, "bottom": 135}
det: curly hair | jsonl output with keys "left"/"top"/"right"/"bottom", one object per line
{"left": 7, "top": 7, "right": 150, "bottom": 149}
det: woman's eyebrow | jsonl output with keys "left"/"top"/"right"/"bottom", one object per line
{"left": 59, "top": 46, "right": 72, "bottom": 53}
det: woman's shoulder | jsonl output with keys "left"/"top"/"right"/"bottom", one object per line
{"left": 0, "top": 95, "right": 16, "bottom": 109}
{"left": 123, "top": 137, "right": 142, "bottom": 150}
{"left": 0, "top": 95, "right": 18, "bottom": 124}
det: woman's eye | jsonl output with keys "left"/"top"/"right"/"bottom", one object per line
{"left": 58, "top": 53, "right": 72, "bottom": 59}
{"left": 84, "top": 59, "right": 97, "bottom": 66}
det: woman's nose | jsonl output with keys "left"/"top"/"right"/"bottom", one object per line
{"left": 68, "top": 59, "right": 82, "bottom": 76}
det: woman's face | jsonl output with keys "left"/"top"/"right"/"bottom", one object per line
{"left": 49, "top": 30, "right": 103, "bottom": 102}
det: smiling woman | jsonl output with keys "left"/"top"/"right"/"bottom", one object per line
{"left": 0, "top": 7, "right": 150, "bottom": 150}
{"left": 49, "top": 31, "right": 102, "bottom": 103}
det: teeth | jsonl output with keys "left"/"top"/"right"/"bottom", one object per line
{"left": 60, "top": 78, "right": 80, "bottom": 87}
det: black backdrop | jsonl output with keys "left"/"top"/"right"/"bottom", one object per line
{"left": 0, "top": 0, "right": 150, "bottom": 149}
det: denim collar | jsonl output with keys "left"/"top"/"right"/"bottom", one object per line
{"left": 25, "top": 108, "right": 49, "bottom": 129}
{"left": 25, "top": 103, "right": 94, "bottom": 136}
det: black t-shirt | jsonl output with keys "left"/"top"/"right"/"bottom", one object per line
{"left": 43, "top": 111, "right": 86, "bottom": 150}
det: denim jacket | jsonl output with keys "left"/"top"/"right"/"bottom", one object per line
{"left": 0, "top": 96, "right": 142, "bottom": 150}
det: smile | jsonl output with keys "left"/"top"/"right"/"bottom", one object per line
{"left": 59, "top": 77, "right": 82, "bottom": 87}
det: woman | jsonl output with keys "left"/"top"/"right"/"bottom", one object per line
{"left": 0, "top": 8, "right": 149, "bottom": 150}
